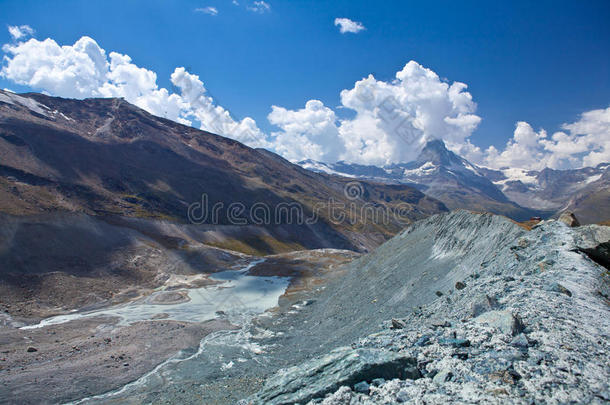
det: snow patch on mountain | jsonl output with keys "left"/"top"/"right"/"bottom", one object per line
{"left": 402, "top": 161, "right": 437, "bottom": 177}
{"left": 494, "top": 168, "right": 539, "bottom": 187}
{"left": 584, "top": 173, "right": 602, "bottom": 184}
{"left": 0, "top": 89, "right": 51, "bottom": 117}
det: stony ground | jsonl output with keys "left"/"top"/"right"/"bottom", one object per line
{"left": 0, "top": 316, "right": 234, "bottom": 405}
{"left": 243, "top": 212, "right": 610, "bottom": 404}
{"left": 0, "top": 246, "right": 357, "bottom": 404}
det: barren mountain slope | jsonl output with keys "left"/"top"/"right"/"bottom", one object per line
{"left": 0, "top": 90, "right": 446, "bottom": 254}
{"left": 562, "top": 170, "right": 610, "bottom": 224}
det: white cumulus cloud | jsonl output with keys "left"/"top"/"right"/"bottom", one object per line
{"left": 483, "top": 107, "right": 610, "bottom": 170}
{"left": 170, "top": 67, "right": 268, "bottom": 146}
{"left": 1, "top": 36, "right": 109, "bottom": 98}
{"left": 483, "top": 122, "right": 551, "bottom": 170}
{"left": 561, "top": 107, "right": 610, "bottom": 168}
{"left": 8, "top": 25, "right": 34, "bottom": 40}
{"left": 269, "top": 100, "right": 344, "bottom": 162}
{"left": 0, "top": 32, "right": 268, "bottom": 147}
{"left": 270, "top": 61, "right": 481, "bottom": 165}
{"left": 267, "top": 60, "right": 609, "bottom": 169}
{"left": 334, "top": 18, "right": 365, "bottom": 34}
{"left": 195, "top": 6, "right": 218, "bottom": 16}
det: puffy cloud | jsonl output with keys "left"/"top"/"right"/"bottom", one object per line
{"left": 334, "top": 18, "right": 365, "bottom": 34}
{"left": 1, "top": 36, "right": 108, "bottom": 98}
{"left": 8, "top": 25, "right": 34, "bottom": 40}
{"left": 482, "top": 107, "right": 610, "bottom": 170}
{"left": 0, "top": 31, "right": 267, "bottom": 147}
{"left": 340, "top": 62, "right": 481, "bottom": 164}
{"left": 267, "top": 60, "right": 609, "bottom": 169}
{"left": 447, "top": 139, "right": 485, "bottom": 164}
{"left": 270, "top": 60, "right": 481, "bottom": 165}
{"left": 268, "top": 100, "right": 343, "bottom": 162}
{"left": 195, "top": 6, "right": 218, "bottom": 16}
{"left": 247, "top": 1, "right": 270, "bottom": 13}
{"left": 2, "top": 28, "right": 607, "bottom": 170}
{"left": 561, "top": 107, "right": 610, "bottom": 167}
{"left": 483, "top": 122, "right": 551, "bottom": 170}
{"left": 171, "top": 68, "right": 268, "bottom": 146}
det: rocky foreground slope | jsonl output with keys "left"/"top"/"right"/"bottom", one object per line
{"left": 241, "top": 211, "right": 610, "bottom": 404}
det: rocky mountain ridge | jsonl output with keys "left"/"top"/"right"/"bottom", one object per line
{"left": 242, "top": 211, "right": 610, "bottom": 404}
{"left": 299, "top": 140, "right": 609, "bottom": 223}
{"left": 0, "top": 89, "right": 446, "bottom": 254}
{"left": 480, "top": 163, "right": 609, "bottom": 211}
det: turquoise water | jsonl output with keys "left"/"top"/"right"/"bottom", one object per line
{"left": 22, "top": 259, "right": 289, "bottom": 329}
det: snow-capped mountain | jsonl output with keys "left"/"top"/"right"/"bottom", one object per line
{"left": 299, "top": 139, "right": 610, "bottom": 223}
{"left": 389, "top": 139, "right": 511, "bottom": 205}
{"left": 301, "top": 140, "right": 538, "bottom": 220}
{"left": 299, "top": 159, "right": 396, "bottom": 180}
{"left": 480, "top": 164, "right": 610, "bottom": 211}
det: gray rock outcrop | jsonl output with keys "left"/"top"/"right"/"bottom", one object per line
{"left": 249, "top": 347, "right": 419, "bottom": 404}
{"left": 242, "top": 211, "right": 610, "bottom": 404}
{"left": 559, "top": 211, "right": 581, "bottom": 227}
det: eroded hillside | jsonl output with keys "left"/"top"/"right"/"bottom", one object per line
{"left": 0, "top": 90, "right": 447, "bottom": 255}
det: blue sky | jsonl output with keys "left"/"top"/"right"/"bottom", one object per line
{"left": 1, "top": 0, "right": 609, "bottom": 168}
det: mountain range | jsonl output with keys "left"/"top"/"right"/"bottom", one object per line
{"left": 0, "top": 89, "right": 446, "bottom": 255}
{"left": 300, "top": 139, "right": 610, "bottom": 223}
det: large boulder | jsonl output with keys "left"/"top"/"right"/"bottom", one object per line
{"left": 559, "top": 211, "right": 580, "bottom": 227}
{"left": 470, "top": 294, "right": 500, "bottom": 317}
{"left": 473, "top": 310, "right": 525, "bottom": 336}
{"left": 248, "top": 347, "right": 419, "bottom": 404}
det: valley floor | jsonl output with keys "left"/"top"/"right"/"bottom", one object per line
{"left": 0, "top": 316, "right": 232, "bottom": 404}
{"left": 0, "top": 248, "right": 356, "bottom": 404}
